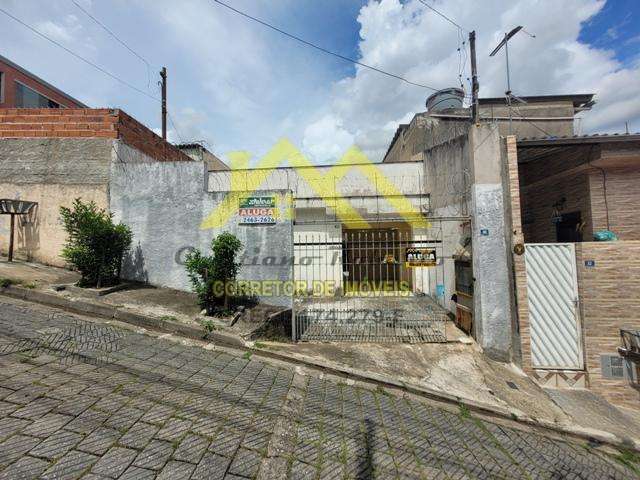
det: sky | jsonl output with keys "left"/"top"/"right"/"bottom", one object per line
{"left": 1, "top": 0, "right": 639, "bottom": 164}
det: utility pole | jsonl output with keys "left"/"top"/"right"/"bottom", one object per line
{"left": 469, "top": 30, "right": 479, "bottom": 124}
{"left": 160, "top": 67, "right": 167, "bottom": 140}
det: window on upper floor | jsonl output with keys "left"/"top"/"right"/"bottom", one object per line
{"left": 15, "top": 81, "right": 61, "bottom": 108}
{"left": 0, "top": 71, "right": 4, "bottom": 103}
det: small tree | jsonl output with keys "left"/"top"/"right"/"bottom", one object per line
{"left": 185, "top": 232, "right": 243, "bottom": 314}
{"left": 60, "top": 199, "right": 132, "bottom": 288}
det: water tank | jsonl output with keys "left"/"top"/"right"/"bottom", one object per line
{"left": 426, "top": 88, "right": 465, "bottom": 112}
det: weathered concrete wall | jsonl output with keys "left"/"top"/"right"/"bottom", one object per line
{"left": 0, "top": 138, "right": 113, "bottom": 265}
{"left": 469, "top": 124, "right": 515, "bottom": 362}
{"left": 384, "top": 113, "right": 470, "bottom": 164}
{"left": 479, "top": 100, "right": 575, "bottom": 138}
{"left": 110, "top": 160, "right": 293, "bottom": 307}
{"left": 422, "top": 134, "right": 471, "bottom": 312}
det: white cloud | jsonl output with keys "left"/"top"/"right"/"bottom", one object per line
{"left": 303, "top": 0, "right": 640, "bottom": 161}
{"left": 34, "top": 14, "right": 84, "bottom": 44}
{"left": 302, "top": 114, "right": 355, "bottom": 162}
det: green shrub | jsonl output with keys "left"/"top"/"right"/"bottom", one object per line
{"left": 60, "top": 198, "right": 132, "bottom": 288}
{"left": 0, "top": 277, "right": 13, "bottom": 288}
{"left": 185, "top": 232, "right": 243, "bottom": 315}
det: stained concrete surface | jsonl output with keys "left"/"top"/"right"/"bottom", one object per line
{"left": 545, "top": 389, "right": 640, "bottom": 447}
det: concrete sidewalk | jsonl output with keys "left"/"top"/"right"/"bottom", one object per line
{"left": 2, "top": 257, "right": 640, "bottom": 452}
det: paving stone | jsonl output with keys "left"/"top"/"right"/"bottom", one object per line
{"left": 132, "top": 440, "right": 174, "bottom": 470}
{"left": 22, "top": 412, "right": 72, "bottom": 438}
{"left": 0, "top": 417, "right": 31, "bottom": 442}
{"left": 0, "top": 401, "right": 18, "bottom": 417}
{"left": 3, "top": 385, "right": 49, "bottom": 406}
{"left": 103, "top": 406, "right": 144, "bottom": 432}
{"left": 118, "top": 422, "right": 159, "bottom": 450}
{"left": 118, "top": 466, "right": 156, "bottom": 480}
{"left": 0, "top": 299, "right": 635, "bottom": 480}
{"left": 140, "top": 404, "right": 175, "bottom": 426}
{"left": 209, "top": 428, "right": 243, "bottom": 457}
{"left": 228, "top": 448, "right": 262, "bottom": 478}
{"left": 12, "top": 397, "right": 60, "bottom": 420}
{"left": 90, "top": 446, "right": 137, "bottom": 478}
{"left": 289, "top": 460, "right": 318, "bottom": 480}
{"left": 0, "top": 455, "right": 50, "bottom": 480}
{"left": 155, "top": 417, "right": 192, "bottom": 442}
{"left": 191, "top": 453, "right": 231, "bottom": 480}
{"left": 29, "top": 429, "right": 83, "bottom": 460}
{"left": 77, "top": 427, "right": 122, "bottom": 455}
{"left": 54, "top": 395, "right": 97, "bottom": 416}
{"left": 64, "top": 409, "right": 108, "bottom": 434}
{"left": 0, "top": 434, "right": 42, "bottom": 466}
{"left": 172, "top": 433, "right": 210, "bottom": 463}
{"left": 157, "top": 460, "right": 196, "bottom": 480}
{"left": 40, "top": 450, "right": 98, "bottom": 480}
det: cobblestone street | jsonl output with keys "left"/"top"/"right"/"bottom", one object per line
{"left": 0, "top": 297, "right": 636, "bottom": 479}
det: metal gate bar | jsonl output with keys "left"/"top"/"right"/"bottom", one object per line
{"left": 293, "top": 228, "right": 448, "bottom": 343}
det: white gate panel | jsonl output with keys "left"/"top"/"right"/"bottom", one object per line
{"left": 524, "top": 244, "right": 583, "bottom": 369}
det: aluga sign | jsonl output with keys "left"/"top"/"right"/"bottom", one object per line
{"left": 238, "top": 196, "right": 277, "bottom": 224}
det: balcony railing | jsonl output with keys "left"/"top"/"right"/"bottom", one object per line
{"left": 618, "top": 329, "right": 640, "bottom": 361}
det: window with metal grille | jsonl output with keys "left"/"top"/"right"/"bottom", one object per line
{"left": 601, "top": 354, "right": 638, "bottom": 382}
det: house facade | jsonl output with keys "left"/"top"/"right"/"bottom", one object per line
{"left": 0, "top": 54, "right": 87, "bottom": 109}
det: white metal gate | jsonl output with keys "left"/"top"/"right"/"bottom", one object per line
{"left": 524, "top": 243, "right": 583, "bottom": 369}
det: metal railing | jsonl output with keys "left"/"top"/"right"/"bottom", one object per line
{"left": 619, "top": 329, "right": 640, "bottom": 361}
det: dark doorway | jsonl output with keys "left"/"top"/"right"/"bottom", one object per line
{"left": 555, "top": 211, "right": 583, "bottom": 242}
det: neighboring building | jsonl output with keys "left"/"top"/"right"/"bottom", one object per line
{"left": 176, "top": 143, "right": 229, "bottom": 171}
{"left": 383, "top": 93, "right": 595, "bottom": 164}
{"left": 0, "top": 108, "right": 191, "bottom": 266}
{"left": 507, "top": 133, "right": 640, "bottom": 409}
{"left": 0, "top": 54, "right": 87, "bottom": 109}
{"left": 379, "top": 88, "right": 640, "bottom": 410}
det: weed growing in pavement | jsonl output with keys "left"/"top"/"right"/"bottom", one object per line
{"left": 459, "top": 403, "right": 471, "bottom": 419}
{"left": 160, "top": 315, "right": 178, "bottom": 323}
{"left": 615, "top": 449, "right": 640, "bottom": 475}
{"left": 21, "top": 282, "right": 36, "bottom": 289}
{"left": 201, "top": 319, "right": 217, "bottom": 339}
{"left": 243, "top": 351, "right": 253, "bottom": 360}
{"left": 0, "top": 277, "right": 13, "bottom": 288}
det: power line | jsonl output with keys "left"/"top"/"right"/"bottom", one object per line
{"left": 210, "top": 0, "right": 443, "bottom": 92}
{"left": 0, "top": 6, "right": 159, "bottom": 102}
{"left": 70, "top": 0, "right": 153, "bottom": 86}
{"left": 416, "top": 0, "right": 468, "bottom": 33}
{"left": 167, "top": 110, "right": 185, "bottom": 143}
{"left": 508, "top": 103, "right": 554, "bottom": 137}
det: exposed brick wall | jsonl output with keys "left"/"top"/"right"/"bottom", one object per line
{"left": 0, "top": 108, "right": 191, "bottom": 163}
{"left": 575, "top": 241, "right": 640, "bottom": 409}
{"left": 0, "top": 108, "right": 118, "bottom": 138}
{"left": 0, "top": 58, "right": 86, "bottom": 109}
{"left": 116, "top": 110, "right": 189, "bottom": 163}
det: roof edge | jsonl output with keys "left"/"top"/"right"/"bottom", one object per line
{"left": 0, "top": 54, "right": 89, "bottom": 108}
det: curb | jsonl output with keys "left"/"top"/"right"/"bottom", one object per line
{"left": 0, "top": 285, "right": 245, "bottom": 349}
{"left": 1, "top": 285, "right": 638, "bottom": 453}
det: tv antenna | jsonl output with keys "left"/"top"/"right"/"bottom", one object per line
{"left": 490, "top": 26, "right": 536, "bottom": 133}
